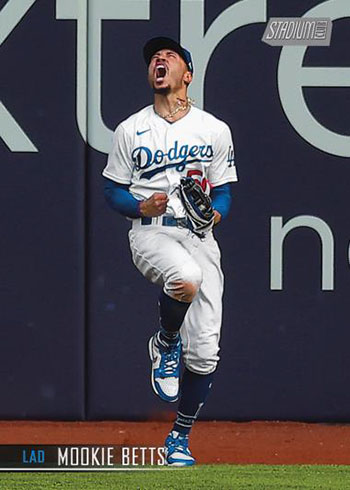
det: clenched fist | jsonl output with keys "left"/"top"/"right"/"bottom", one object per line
{"left": 139, "top": 193, "right": 169, "bottom": 217}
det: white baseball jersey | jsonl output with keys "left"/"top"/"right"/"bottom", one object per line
{"left": 103, "top": 105, "right": 237, "bottom": 218}
{"left": 103, "top": 104, "right": 238, "bottom": 374}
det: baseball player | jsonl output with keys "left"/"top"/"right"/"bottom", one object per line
{"left": 103, "top": 37, "right": 237, "bottom": 466}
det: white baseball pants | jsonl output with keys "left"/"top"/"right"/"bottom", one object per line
{"left": 128, "top": 220, "right": 224, "bottom": 374}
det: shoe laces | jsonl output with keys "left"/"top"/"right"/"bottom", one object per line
{"left": 168, "top": 432, "right": 189, "bottom": 452}
{"left": 158, "top": 338, "right": 180, "bottom": 376}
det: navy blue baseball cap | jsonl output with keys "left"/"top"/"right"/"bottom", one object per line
{"left": 143, "top": 37, "right": 194, "bottom": 74}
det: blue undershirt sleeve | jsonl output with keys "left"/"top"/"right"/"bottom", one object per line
{"left": 104, "top": 178, "right": 142, "bottom": 219}
{"left": 211, "top": 183, "right": 232, "bottom": 220}
{"left": 104, "top": 179, "right": 232, "bottom": 221}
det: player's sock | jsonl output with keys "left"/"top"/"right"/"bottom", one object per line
{"left": 172, "top": 368, "right": 214, "bottom": 435}
{"left": 159, "top": 328, "right": 179, "bottom": 343}
{"left": 158, "top": 290, "right": 191, "bottom": 344}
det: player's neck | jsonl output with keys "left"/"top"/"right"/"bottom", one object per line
{"left": 153, "top": 91, "right": 193, "bottom": 122}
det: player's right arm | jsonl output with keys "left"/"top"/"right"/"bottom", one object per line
{"left": 104, "top": 179, "right": 141, "bottom": 218}
{"left": 104, "top": 179, "right": 168, "bottom": 218}
{"left": 103, "top": 123, "right": 168, "bottom": 218}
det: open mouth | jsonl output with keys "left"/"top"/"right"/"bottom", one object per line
{"left": 155, "top": 64, "right": 167, "bottom": 82}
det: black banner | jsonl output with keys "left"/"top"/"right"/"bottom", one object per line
{"left": 0, "top": 445, "right": 166, "bottom": 470}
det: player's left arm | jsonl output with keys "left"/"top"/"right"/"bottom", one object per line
{"left": 208, "top": 122, "right": 238, "bottom": 225}
{"left": 211, "top": 183, "right": 232, "bottom": 225}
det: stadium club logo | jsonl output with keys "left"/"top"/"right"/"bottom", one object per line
{"left": 262, "top": 17, "right": 332, "bottom": 46}
{"left": 132, "top": 141, "right": 214, "bottom": 180}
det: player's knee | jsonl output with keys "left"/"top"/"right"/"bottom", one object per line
{"left": 166, "top": 280, "right": 199, "bottom": 302}
{"left": 173, "top": 281, "right": 198, "bottom": 302}
{"left": 165, "top": 261, "right": 202, "bottom": 302}
{"left": 180, "top": 261, "right": 202, "bottom": 289}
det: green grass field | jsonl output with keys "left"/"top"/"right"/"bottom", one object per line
{"left": 1, "top": 465, "right": 350, "bottom": 489}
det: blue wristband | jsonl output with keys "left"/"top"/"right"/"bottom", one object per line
{"left": 211, "top": 183, "right": 232, "bottom": 220}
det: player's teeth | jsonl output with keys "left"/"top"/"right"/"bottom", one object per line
{"left": 156, "top": 65, "right": 166, "bottom": 78}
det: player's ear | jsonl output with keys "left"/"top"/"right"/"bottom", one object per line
{"left": 184, "top": 71, "right": 192, "bottom": 86}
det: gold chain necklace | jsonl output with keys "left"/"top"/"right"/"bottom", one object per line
{"left": 155, "top": 97, "right": 195, "bottom": 120}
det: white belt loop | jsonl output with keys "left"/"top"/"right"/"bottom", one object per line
{"left": 131, "top": 218, "right": 141, "bottom": 229}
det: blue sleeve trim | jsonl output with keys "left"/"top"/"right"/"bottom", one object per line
{"left": 211, "top": 183, "right": 232, "bottom": 220}
{"left": 104, "top": 178, "right": 141, "bottom": 219}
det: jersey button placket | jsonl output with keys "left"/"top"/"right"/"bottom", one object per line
{"left": 164, "top": 125, "right": 179, "bottom": 217}
{"left": 165, "top": 125, "right": 176, "bottom": 186}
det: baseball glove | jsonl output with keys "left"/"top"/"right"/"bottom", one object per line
{"left": 178, "top": 177, "right": 215, "bottom": 236}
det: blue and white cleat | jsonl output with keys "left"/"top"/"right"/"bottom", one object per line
{"left": 165, "top": 430, "right": 196, "bottom": 466}
{"left": 148, "top": 332, "right": 181, "bottom": 403}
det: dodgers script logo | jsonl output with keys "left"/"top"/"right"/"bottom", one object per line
{"left": 131, "top": 140, "right": 213, "bottom": 180}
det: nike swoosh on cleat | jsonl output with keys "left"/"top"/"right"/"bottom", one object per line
{"left": 136, "top": 128, "right": 151, "bottom": 135}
